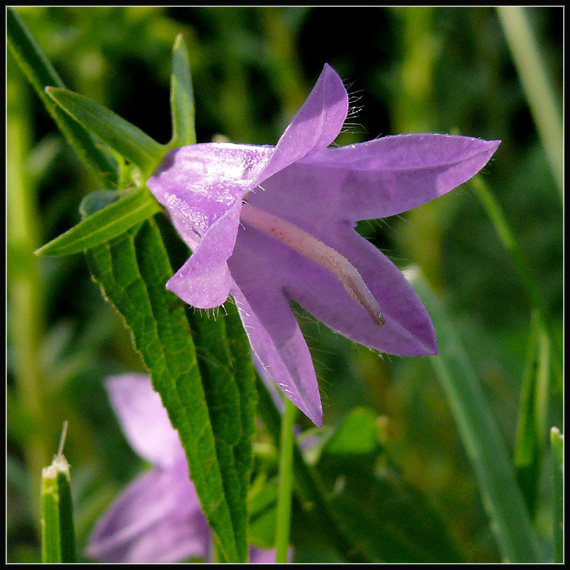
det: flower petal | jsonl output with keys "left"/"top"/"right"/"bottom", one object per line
{"left": 230, "top": 280, "right": 323, "bottom": 427}
{"left": 165, "top": 200, "right": 241, "bottom": 308}
{"left": 147, "top": 64, "right": 348, "bottom": 311}
{"left": 147, "top": 144, "right": 273, "bottom": 308}
{"left": 258, "top": 63, "right": 349, "bottom": 183}
{"left": 295, "top": 134, "right": 500, "bottom": 221}
{"left": 87, "top": 457, "right": 210, "bottom": 563}
{"left": 106, "top": 374, "right": 182, "bottom": 468}
{"left": 285, "top": 228, "right": 437, "bottom": 355}
{"left": 233, "top": 219, "right": 435, "bottom": 358}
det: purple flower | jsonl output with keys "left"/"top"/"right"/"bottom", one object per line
{"left": 147, "top": 64, "right": 500, "bottom": 426}
{"left": 87, "top": 374, "right": 276, "bottom": 563}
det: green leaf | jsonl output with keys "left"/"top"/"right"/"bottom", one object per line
{"left": 248, "top": 476, "right": 280, "bottom": 549}
{"left": 316, "top": 408, "right": 462, "bottom": 563}
{"left": 41, "top": 454, "right": 76, "bottom": 563}
{"left": 85, "top": 218, "right": 251, "bottom": 562}
{"left": 46, "top": 87, "right": 165, "bottom": 176}
{"left": 7, "top": 7, "right": 118, "bottom": 186}
{"left": 550, "top": 427, "right": 563, "bottom": 563}
{"left": 514, "top": 311, "right": 550, "bottom": 519}
{"left": 35, "top": 187, "right": 162, "bottom": 257}
{"left": 187, "top": 303, "right": 257, "bottom": 563}
{"left": 169, "top": 34, "right": 197, "bottom": 147}
{"left": 411, "top": 271, "right": 542, "bottom": 563}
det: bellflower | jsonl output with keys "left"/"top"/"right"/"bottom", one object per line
{"left": 87, "top": 374, "right": 276, "bottom": 563}
{"left": 147, "top": 64, "right": 500, "bottom": 426}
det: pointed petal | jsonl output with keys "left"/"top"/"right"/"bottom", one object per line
{"left": 106, "top": 374, "right": 182, "bottom": 468}
{"left": 165, "top": 200, "right": 241, "bottom": 308}
{"left": 233, "top": 220, "right": 435, "bottom": 357}
{"left": 295, "top": 134, "right": 501, "bottom": 221}
{"left": 258, "top": 63, "right": 349, "bottom": 182}
{"left": 230, "top": 282, "right": 323, "bottom": 427}
{"left": 286, "top": 228, "right": 437, "bottom": 355}
{"left": 147, "top": 144, "right": 273, "bottom": 308}
{"left": 87, "top": 458, "right": 210, "bottom": 563}
{"left": 147, "top": 65, "right": 348, "bottom": 310}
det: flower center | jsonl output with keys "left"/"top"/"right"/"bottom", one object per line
{"left": 240, "top": 202, "right": 385, "bottom": 326}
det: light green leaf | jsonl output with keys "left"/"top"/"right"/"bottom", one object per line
{"left": 411, "top": 270, "right": 541, "bottom": 563}
{"left": 41, "top": 454, "right": 76, "bottom": 563}
{"left": 46, "top": 87, "right": 165, "bottom": 176}
{"left": 85, "top": 217, "right": 252, "bottom": 562}
{"left": 248, "top": 477, "right": 280, "bottom": 549}
{"left": 7, "top": 7, "right": 118, "bottom": 185}
{"left": 514, "top": 311, "right": 550, "bottom": 519}
{"left": 550, "top": 427, "right": 563, "bottom": 563}
{"left": 169, "top": 34, "right": 196, "bottom": 148}
{"left": 36, "top": 187, "right": 162, "bottom": 257}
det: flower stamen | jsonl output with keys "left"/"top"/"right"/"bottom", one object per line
{"left": 241, "top": 203, "right": 385, "bottom": 326}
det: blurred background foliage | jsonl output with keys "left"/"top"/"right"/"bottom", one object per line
{"left": 7, "top": 6, "right": 562, "bottom": 563}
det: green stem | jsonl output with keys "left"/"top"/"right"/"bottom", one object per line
{"left": 496, "top": 7, "right": 563, "bottom": 198}
{"left": 275, "top": 397, "right": 296, "bottom": 562}
{"left": 470, "top": 175, "right": 562, "bottom": 392}
{"left": 255, "top": 377, "right": 368, "bottom": 563}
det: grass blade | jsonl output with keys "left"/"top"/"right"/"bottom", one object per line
{"left": 514, "top": 311, "right": 550, "bottom": 519}
{"left": 169, "top": 34, "right": 197, "bottom": 147}
{"left": 411, "top": 271, "right": 541, "bottom": 563}
{"left": 550, "top": 427, "right": 563, "bottom": 563}
{"left": 7, "top": 7, "right": 118, "bottom": 186}
{"left": 41, "top": 427, "right": 76, "bottom": 565}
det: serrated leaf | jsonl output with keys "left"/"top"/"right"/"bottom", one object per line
{"left": 188, "top": 304, "right": 256, "bottom": 563}
{"left": 36, "top": 187, "right": 162, "bottom": 257}
{"left": 7, "top": 7, "right": 118, "bottom": 185}
{"left": 46, "top": 87, "right": 165, "bottom": 176}
{"left": 316, "top": 408, "right": 462, "bottom": 563}
{"left": 169, "top": 34, "right": 196, "bottom": 148}
{"left": 85, "top": 218, "right": 251, "bottom": 562}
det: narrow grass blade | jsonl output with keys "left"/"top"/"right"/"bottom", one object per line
{"left": 497, "top": 6, "right": 563, "bottom": 198}
{"left": 41, "top": 453, "right": 76, "bottom": 563}
{"left": 550, "top": 428, "right": 563, "bottom": 563}
{"left": 169, "top": 34, "right": 196, "bottom": 148}
{"left": 514, "top": 311, "right": 550, "bottom": 519}
{"left": 411, "top": 271, "right": 541, "bottom": 563}
{"left": 7, "top": 7, "right": 118, "bottom": 186}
